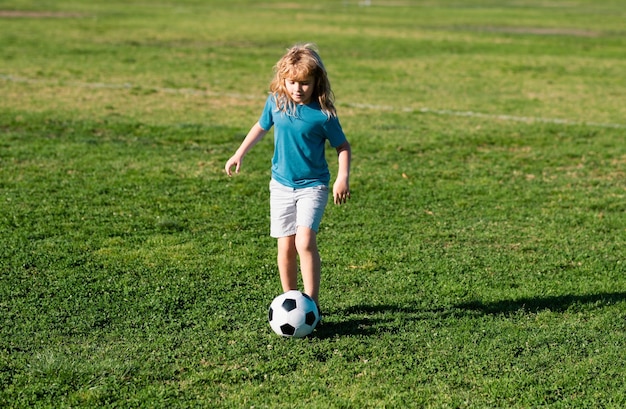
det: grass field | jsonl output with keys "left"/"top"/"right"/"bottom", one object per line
{"left": 1, "top": 0, "right": 626, "bottom": 407}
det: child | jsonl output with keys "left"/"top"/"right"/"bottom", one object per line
{"left": 224, "top": 43, "right": 351, "bottom": 315}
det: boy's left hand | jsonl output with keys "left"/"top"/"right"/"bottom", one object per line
{"left": 333, "top": 178, "right": 350, "bottom": 205}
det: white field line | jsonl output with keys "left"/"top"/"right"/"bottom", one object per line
{"left": 3, "top": 74, "right": 626, "bottom": 129}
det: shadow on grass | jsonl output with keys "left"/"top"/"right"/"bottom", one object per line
{"left": 315, "top": 292, "right": 626, "bottom": 338}
{"left": 315, "top": 304, "right": 451, "bottom": 339}
{"left": 456, "top": 291, "right": 626, "bottom": 315}
{"left": 315, "top": 318, "right": 377, "bottom": 338}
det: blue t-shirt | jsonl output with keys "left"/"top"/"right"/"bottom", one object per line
{"left": 258, "top": 95, "right": 347, "bottom": 188}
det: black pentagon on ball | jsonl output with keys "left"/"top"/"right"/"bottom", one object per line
{"left": 281, "top": 298, "right": 297, "bottom": 312}
{"left": 280, "top": 323, "right": 296, "bottom": 336}
{"left": 268, "top": 307, "right": 274, "bottom": 321}
{"left": 305, "top": 311, "right": 317, "bottom": 326}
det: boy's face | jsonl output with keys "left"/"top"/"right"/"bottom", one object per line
{"left": 285, "top": 76, "right": 314, "bottom": 105}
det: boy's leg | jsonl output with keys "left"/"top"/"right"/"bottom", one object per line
{"left": 277, "top": 235, "right": 298, "bottom": 292}
{"left": 295, "top": 226, "right": 321, "bottom": 305}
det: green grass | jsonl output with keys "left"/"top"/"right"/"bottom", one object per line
{"left": 1, "top": 0, "right": 626, "bottom": 407}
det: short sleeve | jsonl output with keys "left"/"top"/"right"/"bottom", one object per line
{"left": 258, "top": 96, "right": 274, "bottom": 131}
{"left": 323, "top": 116, "right": 347, "bottom": 148}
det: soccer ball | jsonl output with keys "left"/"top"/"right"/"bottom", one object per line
{"left": 268, "top": 290, "right": 320, "bottom": 338}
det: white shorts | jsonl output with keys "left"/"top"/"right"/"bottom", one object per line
{"left": 269, "top": 179, "right": 329, "bottom": 238}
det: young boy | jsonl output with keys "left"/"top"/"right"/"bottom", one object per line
{"left": 224, "top": 43, "right": 351, "bottom": 313}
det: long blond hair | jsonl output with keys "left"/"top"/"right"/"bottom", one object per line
{"left": 269, "top": 43, "right": 337, "bottom": 118}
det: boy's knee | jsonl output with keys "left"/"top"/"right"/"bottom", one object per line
{"left": 295, "top": 228, "right": 317, "bottom": 254}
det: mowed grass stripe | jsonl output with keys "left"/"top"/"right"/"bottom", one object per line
{"left": 3, "top": 74, "right": 626, "bottom": 130}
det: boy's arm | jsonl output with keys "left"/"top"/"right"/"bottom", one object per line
{"left": 225, "top": 122, "right": 268, "bottom": 176}
{"left": 333, "top": 141, "right": 351, "bottom": 205}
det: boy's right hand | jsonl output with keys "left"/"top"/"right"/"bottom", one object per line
{"left": 224, "top": 156, "right": 242, "bottom": 176}
{"left": 223, "top": 122, "right": 268, "bottom": 177}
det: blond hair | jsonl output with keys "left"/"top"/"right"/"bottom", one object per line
{"left": 269, "top": 43, "right": 337, "bottom": 118}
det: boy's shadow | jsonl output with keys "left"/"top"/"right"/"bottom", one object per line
{"left": 456, "top": 291, "right": 626, "bottom": 315}
{"left": 316, "top": 291, "right": 626, "bottom": 338}
{"left": 315, "top": 304, "right": 450, "bottom": 338}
